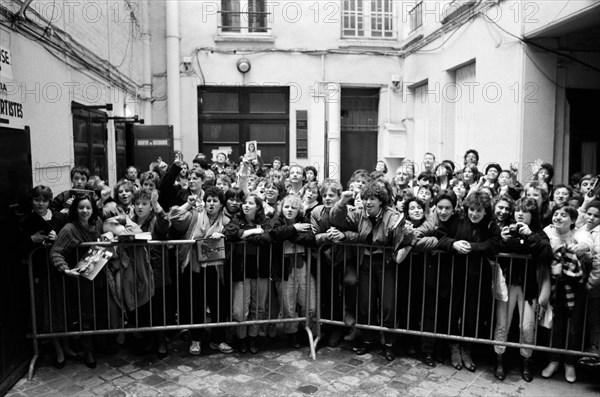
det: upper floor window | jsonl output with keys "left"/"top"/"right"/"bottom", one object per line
{"left": 220, "top": 0, "right": 270, "bottom": 34}
{"left": 342, "top": 0, "right": 395, "bottom": 39}
{"left": 408, "top": 1, "right": 423, "bottom": 33}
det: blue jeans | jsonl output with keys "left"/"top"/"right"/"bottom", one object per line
{"left": 232, "top": 277, "right": 269, "bottom": 338}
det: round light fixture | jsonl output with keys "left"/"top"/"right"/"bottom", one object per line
{"left": 236, "top": 58, "right": 251, "bottom": 73}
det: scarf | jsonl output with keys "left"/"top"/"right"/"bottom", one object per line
{"left": 189, "top": 210, "right": 226, "bottom": 272}
{"left": 551, "top": 245, "right": 583, "bottom": 311}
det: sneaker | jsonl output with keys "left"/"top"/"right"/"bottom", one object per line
{"left": 189, "top": 341, "right": 201, "bottom": 356}
{"left": 564, "top": 364, "right": 576, "bottom": 383}
{"left": 209, "top": 342, "right": 233, "bottom": 354}
{"left": 541, "top": 361, "right": 559, "bottom": 378}
{"left": 344, "top": 327, "right": 360, "bottom": 342}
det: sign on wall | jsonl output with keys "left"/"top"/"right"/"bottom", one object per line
{"left": 0, "top": 45, "right": 13, "bottom": 80}
{"left": 0, "top": 40, "right": 24, "bottom": 130}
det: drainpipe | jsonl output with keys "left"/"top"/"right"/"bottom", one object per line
{"left": 141, "top": 0, "right": 152, "bottom": 124}
{"left": 166, "top": 0, "right": 181, "bottom": 151}
{"left": 17, "top": 0, "right": 34, "bottom": 19}
{"left": 327, "top": 83, "right": 341, "bottom": 180}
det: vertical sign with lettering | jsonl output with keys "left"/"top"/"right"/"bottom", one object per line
{"left": 296, "top": 110, "right": 308, "bottom": 158}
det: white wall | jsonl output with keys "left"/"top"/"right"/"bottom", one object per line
{"left": 6, "top": 1, "right": 147, "bottom": 192}
{"left": 171, "top": 0, "right": 405, "bottom": 169}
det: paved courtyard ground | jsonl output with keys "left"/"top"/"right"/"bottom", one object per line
{"left": 6, "top": 333, "right": 600, "bottom": 396}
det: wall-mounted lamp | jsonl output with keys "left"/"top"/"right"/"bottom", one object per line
{"left": 390, "top": 74, "right": 403, "bottom": 93}
{"left": 236, "top": 58, "right": 251, "bottom": 74}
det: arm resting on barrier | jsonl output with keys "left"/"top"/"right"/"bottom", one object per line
{"left": 50, "top": 223, "right": 79, "bottom": 273}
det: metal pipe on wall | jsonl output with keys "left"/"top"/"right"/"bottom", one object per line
{"left": 166, "top": 0, "right": 181, "bottom": 151}
{"left": 142, "top": 0, "right": 152, "bottom": 125}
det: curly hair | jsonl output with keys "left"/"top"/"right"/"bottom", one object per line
{"left": 113, "top": 180, "right": 135, "bottom": 202}
{"left": 403, "top": 197, "right": 426, "bottom": 218}
{"left": 463, "top": 190, "right": 492, "bottom": 218}
{"left": 361, "top": 181, "right": 390, "bottom": 207}
{"left": 204, "top": 186, "right": 226, "bottom": 206}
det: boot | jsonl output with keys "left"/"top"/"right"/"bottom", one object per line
{"left": 450, "top": 343, "right": 462, "bottom": 370}
{"left": 249, "top": 337, "right": 259, "bottom": 354}
{"left": 494, "top": 354, "right": 506, "bottom": 381}
{"left": 461, "top": 346, "right": 476, "bottom": 372}
{"left": 521, "top": 357, "right": 533, "bottom": 382}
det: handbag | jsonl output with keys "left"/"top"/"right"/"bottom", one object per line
{"left": 196, "top": 238, "right": 226, "bottom": 266}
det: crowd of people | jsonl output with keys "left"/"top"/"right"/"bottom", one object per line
{"left": 18, "top": 148, "right": 600, "bottom": 385}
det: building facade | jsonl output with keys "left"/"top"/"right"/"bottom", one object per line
{"left": 2, "top": 0, "right": 598, "bottom": 192}
{"left": 145, "top": 0, "right": 599, "bottom": 183}
{"left": 1, "top": 0, "right": 598, "bottom": 390}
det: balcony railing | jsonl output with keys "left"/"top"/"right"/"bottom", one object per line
{"left": 409, "top": 1, "right": 423, "bottom": 33}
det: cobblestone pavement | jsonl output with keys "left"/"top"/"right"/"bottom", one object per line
{"left": 6, "top": 333, "right": 600, "bottom": 397}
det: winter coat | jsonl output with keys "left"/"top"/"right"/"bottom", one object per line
{"left": 268, "top": 213, "right": 316, "bottom": 280}
{"left": 223, "top": 213, "right": 273, "bottom": 280}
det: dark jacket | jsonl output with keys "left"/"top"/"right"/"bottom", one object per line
{"left": 268, "top": 213, "right": 316, "bottom": 280}
{"left": 498, "top": 226, "right": 552, "bottom": 301}
{"left": 159, "top": 163, "right": 197, "bottom": 210}
{"left": 436, "top": 214, "right": 502, "bottom": 276}
{"left": 224, "top": 213, "right": 273, "bottom": 280}
{"left": 132, "top": 210, "right": 171, "bottom": 288}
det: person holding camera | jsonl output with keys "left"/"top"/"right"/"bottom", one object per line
{"left": 493, "top": 197, "right": 552, "bottom": 382}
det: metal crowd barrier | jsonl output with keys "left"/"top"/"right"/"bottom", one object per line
{"left": 315, "top": 242, "right": 600, "bottom": 360}
{"left": 26, "top": 239, "right": 316, "bottom": 380}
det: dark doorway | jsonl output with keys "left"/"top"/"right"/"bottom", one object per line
{"left": 198, "top": 87, "right": 289, "bottom": 166}
{"left": 340, "top": 88, "right": 379, "bottom": 186}
{"left": 0, "top": 127, "right": 32, "bottom": 393}
{"left": 72, "top": 104, "right": 108, "bottom": 181}
{"left": 567, "top": 89, "right": 600, "bottom": 176}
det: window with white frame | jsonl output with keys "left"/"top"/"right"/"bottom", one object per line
{"left": 342, "top": 0, "right": 395, "bottom": 38}
{"left": 219, "top": 0, "right": 270, "bottom": 34}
